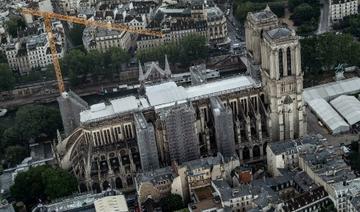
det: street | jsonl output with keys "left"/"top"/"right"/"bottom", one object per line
{"left": 317, "top": 0, "right": 331, "bottom": 34}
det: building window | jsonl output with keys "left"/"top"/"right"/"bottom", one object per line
{"left": 279, "top": 49, "right": 283, "bottom": 78}
{"left": 287, "top": 47, "right": 292, "bottom": 76}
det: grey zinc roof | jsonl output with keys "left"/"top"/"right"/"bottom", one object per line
{"left": 250, "top": 6, "right": 277, "bottom": 22}
{"left": 308, "top": 98, "right": 349, "bottom": 134}
{"left": 212, "top": 179, "right": 251, "bottom": 201}
{"left": 330, "top": 95, "right": 360, "bottom": 125}
{"left": 266, "top": 27, "right": 293, "bottom": 40}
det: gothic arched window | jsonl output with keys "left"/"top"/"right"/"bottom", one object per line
{"left": 287, "top": 47, "right": 292, "bottom": 76}
{"left": 279, "top": 49, "right": 283, "bottom": 78}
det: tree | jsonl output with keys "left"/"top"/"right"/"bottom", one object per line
{"left": 68, "top": 24, "right": 85, "bottom": 47}
{"left": 10, "top": 166, "right": 78, "bottom": 208}
{"left": 269, "top": 3, "right": 285, "bottom": 18}
{"left": 292, "top": 3, "right": 316, "bottom": 25}
{"left": 4, "top": 145, "right": 28, "bottom": 167}
{"left": 300, "top": 33, "right": 360, "bottom": 80}
{"left": 288, "top": 0, "right": 303, "bottom": 12}
{"left": 160, "top": 194, "right": 184, "bottom": 212}
{"left": 13, "top": 105, "right": 62, "bottom": 140}
{"left": 106, "top": 47, "right": 131, "bottom": 73}
{"left": 0, "top": 52, "right": 7, "bottom": 63}
{"left": 179, "top": 34, "right": 208, "bottom": 65}
{"left": 5, "top": 17, "right": 26, "bottom": 38}
{"left": 61, "top": 49, "right": 88, "bottom": 85}
{"left": 0, "top": 64, "right": 15, "bottom": 92}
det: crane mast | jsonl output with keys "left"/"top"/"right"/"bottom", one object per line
{"left": 20, "top": 8, "right": 163, "bottom": 94}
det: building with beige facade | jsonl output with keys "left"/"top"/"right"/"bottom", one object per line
{"left": 82, "top": 27, "right": 132, "bottom": 52}
{"left": 329, "top": 0, "right": 358, "bottom": 22}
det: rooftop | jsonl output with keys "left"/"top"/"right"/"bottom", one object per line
{"left": 330, "top": 95, "right": 360, "bottom": 125}
{"left": 94, "top": 195, "right": 128, "bottom": 212}
{"left": 304, "top": 77, "right": 360, "bottom": 103}
{"left": 136, "top": 166, "right": 174, "bottom": 186}
{"left": 212, "top": 179, "right": 251, "bottom": 201}
{"left": 81, "top": 75, "right": 260, "bottom": 123}
{"left": 268, "top": 135, "right": 321, "bottom": 155}
{"left": 249, "top": 6, "right": 278, "bottom": 23}
{"left": 307, "top": 98, "right": 349, "bottom": 134}
{"left": 265, "top": 27, "right": 295, "bottom": 41}
{"left": 299, "top": 145, "right": 357, "bottom": 185}
{"left": 33, "top": 190, "right": 121, "bottom": 212}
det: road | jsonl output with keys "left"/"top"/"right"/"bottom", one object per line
{"left": 219, "top": 1, "right": 246, "bottom": 55}
{"left": 51, "top": 0, "right": 75, "bottom": 50}
{"left": 317, "top": 0, "right": 331, "bottom": 34}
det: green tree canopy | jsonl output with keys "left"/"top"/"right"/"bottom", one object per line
{"left": 1, "top": 105, "right": 62, "bottom": 147}
{"left": 14, "top": 105, "right": 62, "bottom": 139}
{"left": 5, "top": 17, "right": 26, "bottom": 38}
{"left": 160, "top": 194, "right": 184, "bottom": 212}
{"left": 0, "top": 63, "right": 15, "bottom": 92}
{"left": 136, "top": 34, "right": 208, "bottom": 66}
{"left": 4, "top": 145, "right": 28, "bottom": 167}
{"left": 10, "top": 166, "right": 78, "bottom": 208}
{"left": 68, "top": 24, "right": 85, "bottom": 47}
{"left": 292, "top": 3, "right": 316, "bottom": 25}
{"left": 301, "top": 33, "right": 360, "bottom": 86}
{"left": 61, "top": 48, "right": 131, "bottom": 86}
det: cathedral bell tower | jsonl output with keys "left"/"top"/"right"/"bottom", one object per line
{"left": 260, "top": 27, "right": 306, "bottom": 141}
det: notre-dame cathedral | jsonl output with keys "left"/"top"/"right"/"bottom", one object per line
{"left": 55, "top": 6, "right": 306, "bottom": 192}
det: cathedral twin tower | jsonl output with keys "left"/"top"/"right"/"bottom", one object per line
{"left": 245, "top": 6, "right": 306, "bottom": 141}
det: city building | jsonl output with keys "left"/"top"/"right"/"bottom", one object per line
{"left": 135, "top": 166, "right": 175, "bottom": 204}
{"left": 135, "top": 153, "right": 239, "bottom": 206}
{"left": 268, "top": 134, "right": 360, "bottom": 212}
{"left": 266, "top": 135, "right": 321, "bottom": 176}
{"left": 260, "top": 26, "right": 306, "bottom": 141}
{"left": 137, "top": 0, "right": 228, "bottom": 50}
{"left": 82, "top": 27, "right": 132, "bottom": 52}
{"left": 245, "top": 5, "right": 278, "bottom": 65}
{"left": 32, "top": 189, "right": 127, "bottom": 212}
{"left": 329, "top": 0, "right": 358, "bottom": 22}
{"left": 94, "top": 195, "right": 129, "bottom": 212}
{"left": 5, "top": 23, "right": 64, "bottom": 75}
{"left": 298, "top": 144, "right": 360, "bottom": 211}
{"left": 55, "top": 8, "right": 306, "bottom": 193}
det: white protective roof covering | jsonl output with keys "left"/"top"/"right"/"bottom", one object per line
{"left": 81, "top": 75, "right": 260, "bottom": 123}
{"left": 80, "top": 96, "right": 144, "bottom": 123}
{"left": 304, "top": 77, "right": 360, "bottom": 103}
{"left": 185, "top": 75, "right": 258, "bottom": 100}
{"left": 145, "top": 81, "right": 187, "bottom": 106}
{"left": 308, "top": 98, "right": 349, "bottom": 134}
{"left": 330, "top": 95, "right": 360, "bottom": 125}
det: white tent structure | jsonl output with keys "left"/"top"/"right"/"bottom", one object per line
{"left": 308, "top": 98, "right": 350, "bottom": 134}
{"left": 304, "top": 77, "right": 360, "bottom": 103}
{"left": 330, "top": 95, "right": 360, "bottom": 126}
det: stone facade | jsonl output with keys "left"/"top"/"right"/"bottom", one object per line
{"left": 245, "top": 5, "right": 278, "bottom": 65}
{"left": 330, "top": 0, "right": 358, "bottom": 22}
{"left": 260, "top": 27, "right": 306, "bottom": 141}
{"left": 56, "top": 7, "right": 306, "bottom": 193}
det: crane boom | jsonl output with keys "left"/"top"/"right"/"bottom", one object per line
{"left": 21, "top": 8, "right": 163, "bottom": 37}
{"left": 20, "top": 8, "right": 163, "bottom": 94}
{"left": 44, "top": 18, "right": 65, "bottom": 93}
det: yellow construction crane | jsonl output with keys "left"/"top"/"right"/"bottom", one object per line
{"left": 20, "top": 8, "right": 163, "bottom": 93}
